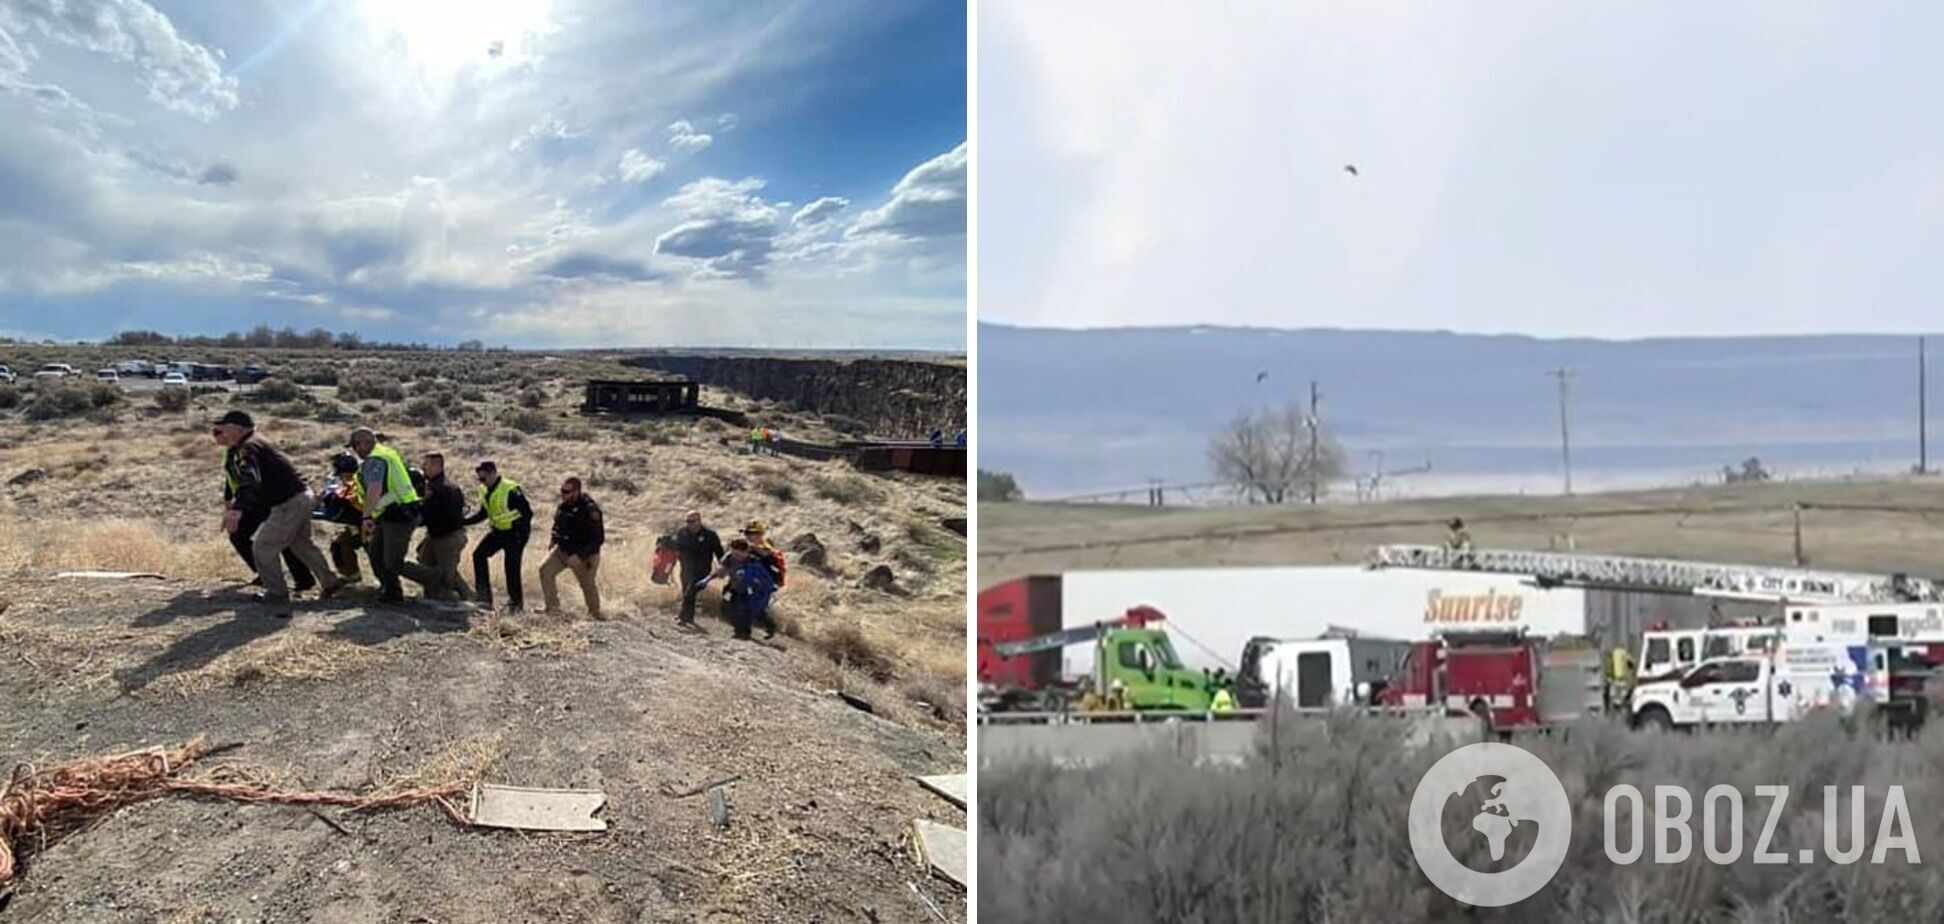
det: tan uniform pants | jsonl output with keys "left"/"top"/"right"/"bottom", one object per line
{"left": 417, "top": 530, "right": 473, "bottom": 600}
{"left": 253, "top": 491, "right": 336, "bottom": 598}
{"left": 539, "top": 550, "right": 601, "bottom": 618}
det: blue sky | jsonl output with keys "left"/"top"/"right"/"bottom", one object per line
{"left": 0, "top": 0, "right": 966, "bottom": 349}
{"left": 980, "top": 2, "right": 1944, "bottom": 338}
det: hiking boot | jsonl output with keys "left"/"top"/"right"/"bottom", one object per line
{"left": 733, "top": 632, "right": 753, "bottom": 641}
{"left": 251, "top": 592, "right": 293, "bottom": 618}
{"left": 317, "top": 579, "right": 346, "bottom": 600}
{"left": 378, "top": 592, "right": 407, "bottom": 606}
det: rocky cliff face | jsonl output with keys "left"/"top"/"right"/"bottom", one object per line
{"left": 623, "top": 355, "right": 966, "bottom": 436}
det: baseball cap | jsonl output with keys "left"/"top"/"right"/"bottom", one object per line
{"left": 213, "top": 410, "right": 254, "bottom": 429}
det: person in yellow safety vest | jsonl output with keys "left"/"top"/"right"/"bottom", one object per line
{"left": 1211, "top": 685, "right": 1236, "bottom": 712}
{"left": 749, "top": 427, "right": 765, "bottom": 456}
{"left": 348, "top": 427, "right": 437, "bottom": 605}
{"left": 1606, "top": 645, "right": 1636, "bottom": 711}
{"left": 463, "top": 460, "right": 534, "bottom": 614}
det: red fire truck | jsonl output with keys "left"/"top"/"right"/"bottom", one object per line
{"left": 1375, "top": 629, "right": 1604, "bottom": 730}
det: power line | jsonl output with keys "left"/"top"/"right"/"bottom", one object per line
{"left": 1306, "top": 379, "right": 1321, "bottom": 505}
{"left": 1548, "top": 367, "right": 1576, "bottom": 496}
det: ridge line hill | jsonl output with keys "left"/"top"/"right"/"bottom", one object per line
{"left": 978, "top": 475, "right": 1944, "bottom": 587}
{"left": 0, "top": 344, "right": 969, "bottom": 922}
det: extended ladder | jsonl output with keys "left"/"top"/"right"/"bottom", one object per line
{"left": 1367, "top": 544, "right": 1944, "bottom": 604}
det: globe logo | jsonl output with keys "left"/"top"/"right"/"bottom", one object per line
{"left": 1408, "top": 742, "right": 1572, "bottom": 906}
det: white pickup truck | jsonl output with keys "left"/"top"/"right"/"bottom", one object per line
{"left": 1630, "top": 642, "right": 1894, "bottom": 729}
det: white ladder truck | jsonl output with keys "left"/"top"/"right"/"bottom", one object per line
{"left": 1367, "top": 544, "right": 1944, "bottom": 726}
{"left": 1368, "top": 544, "right": 1944, "bottom": 605}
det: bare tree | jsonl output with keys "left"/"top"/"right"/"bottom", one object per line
{"left": 1208, "top": 403, "right": 1346, "bottom": 504}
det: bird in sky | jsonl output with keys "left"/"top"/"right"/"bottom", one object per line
{"left": 1344, "top": 164, "right": 1358, "bottom": 177}
{"left": 1255, "top": 371, "right": 1269, "bottom": 384}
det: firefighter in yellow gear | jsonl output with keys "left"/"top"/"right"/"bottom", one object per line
{"left": 1605, "top": 645, "right": 1636, "bottom": 712}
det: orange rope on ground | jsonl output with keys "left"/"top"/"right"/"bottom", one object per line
{"left": 0, "top": 737, "right": 469, "bottom": 886}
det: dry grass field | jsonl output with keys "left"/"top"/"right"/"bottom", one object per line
{"left": 0, "top": 348, "right": 967, "bottom": 922}
{"left": 980, "top": 476, "right": 1944, "bottom": 586}
{"left": 982, "top": 712, "right": 1944, "bottom": 923}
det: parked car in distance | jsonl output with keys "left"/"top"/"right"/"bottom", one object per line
{"left": 34, "top": 363, "right": 77, "bottom": 380}
{"left": 0, "top": 364, "right": 15, "bottom": 384}
{"left": 239, "top": 364, "right": 271, "bottom": 384}
{"left": 162, "top": 372, "right": 189, "bottom": 388}
{"left": 96, "top": 369, "right": 120, "bottom": 383}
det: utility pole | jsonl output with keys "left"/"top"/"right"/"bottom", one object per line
{"left": 1922, "top": 336, "right": 1930, "bottom": 475}
{"left": 1307, "top": 380, "right": 1321, "bottom": 505}
{"left": 1549, "top": 367, "right": 1575, "bottom": 496}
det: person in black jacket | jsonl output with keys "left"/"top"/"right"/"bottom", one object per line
{"left": 414, "top": 452, "right": 471, "bottom": 603}
{"left": 673, "top": 509, "right": 723, "bottom": 627}
{"left": 213, "top": 410, "right": 342, "bottom": 614}
{"left": 464, "top": 460, "right": 533, "bottom": 613}
{"left": 539, "top": 476, "right": 604, "bottom": 619}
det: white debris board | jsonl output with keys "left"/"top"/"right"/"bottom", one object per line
{"left": 912, "top": 819, "right": 966, "bottom": 888}
{"left": 915, "top": 774, "right": 965, "bottom": 810}
{"left": 470, "top": 783, "right": 608, "bottom": 832}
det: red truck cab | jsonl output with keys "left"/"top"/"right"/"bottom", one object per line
{"left": 976, "top": 576, "right": 1064, "bottom": 691}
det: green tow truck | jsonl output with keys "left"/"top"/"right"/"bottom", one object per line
{"left": 983, "top": 606, "right": 1221, "bottom": 712}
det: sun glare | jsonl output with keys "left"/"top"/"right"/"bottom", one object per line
{"left": 360, "top": 0, "right": 555, "bottom": 84}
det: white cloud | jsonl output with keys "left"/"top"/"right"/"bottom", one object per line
{"left": 0, "top": 23, "right": 29, "bottom": 75}
{"left": 115, "top": 252, "right": 270, "bottom": 283}
{"left": 667, "top": 118, "right": 713, "bottom": 153}
{"left": 849, "top": 142, "right": 965, "bottom": 241}
{"left": 509, "top": 114, "right": 584, "bottom": 152}
{"left": 0, "top": 0, "right": 238, "bottom": 119}
{"left": 792, "top": 195, "right": 848, "bottom": 226}
{"left": 653, "top": 177, "right": 780, "bottom": 279}
{"left": 618, "top": 148, "right": 665, "bottom": 183}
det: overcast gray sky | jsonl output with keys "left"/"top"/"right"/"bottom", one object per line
{"left": 979, "top": 2, "right": 1944, "bottom": 337}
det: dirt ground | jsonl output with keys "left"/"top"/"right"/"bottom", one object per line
{"left": 0, "top": 577, "right": 963, "bottom": 923}
{"left": 979, "top": 476, "right": 1944, "bottom": 586}
{"left": 0, "top": 358, "right": 967, "bottom": 922}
